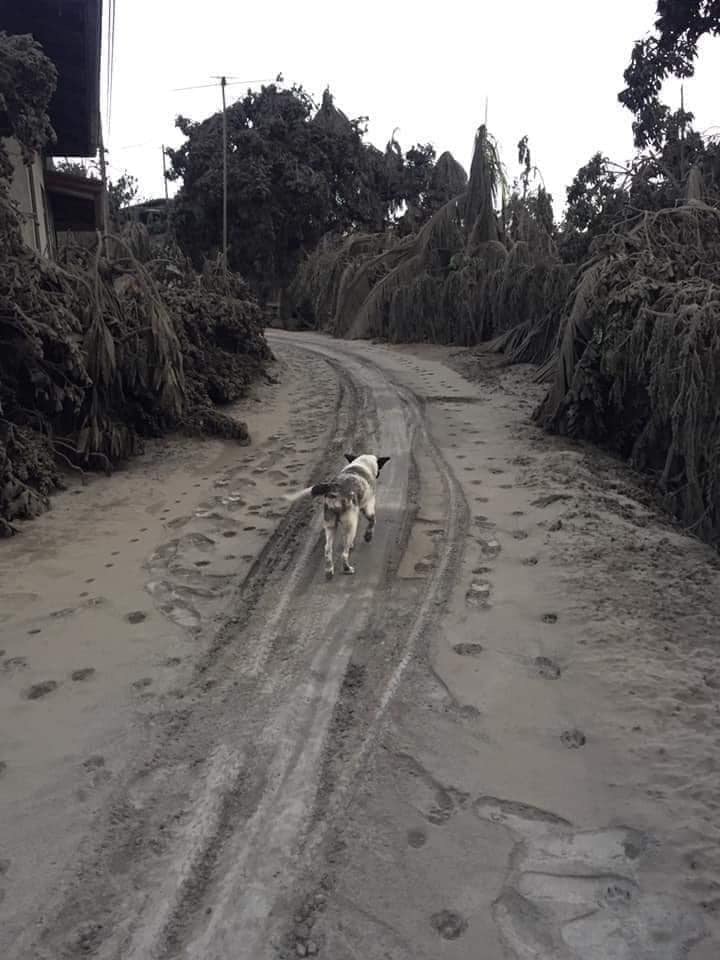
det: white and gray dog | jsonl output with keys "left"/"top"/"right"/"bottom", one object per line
{"left": 284, "top": 453, "right": 390, "bottom": 578}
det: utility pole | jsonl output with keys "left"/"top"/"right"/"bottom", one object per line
{"left": 97, "top": 112, "right": 110, "bottom": 236}
{"left": 162, "top": 143, "right": 169, "bottom": 202}
{"left": 221, "top": 75, "right": 228, "bottom": 270}
{"left": 680, "top": 84, "right": 686, "bottom": 181}
{"left": 162, "top": 144, "right": 170, "bottom": 233}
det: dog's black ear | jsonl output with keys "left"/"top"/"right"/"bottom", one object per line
{"left": 377, "top": 456, "right": 391, "bottom": 473}
{"left": 344, "top": 453, "right": 358, "bottom": 464}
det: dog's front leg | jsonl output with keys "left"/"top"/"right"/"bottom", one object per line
{"left": 341, "top": 510, "right": 358, "bottom": 574}
{"left": 362, "top": 495, "right": 376, "bottom": 543}
{"left": 323, "top": 522, "right": 336, "bottom": 579}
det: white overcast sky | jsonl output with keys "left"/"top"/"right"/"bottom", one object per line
{"left": 101, "top": 0, "right": 720, "bottom": 216}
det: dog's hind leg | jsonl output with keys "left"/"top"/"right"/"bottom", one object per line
{"left": 362, "top": 494, "right": 376, "bottom": 543}
{"left": 340, "top": 509, "right": 359, "bottom": 575}
{"left": 323, "top": 519, "right": 336, "bottom": 580}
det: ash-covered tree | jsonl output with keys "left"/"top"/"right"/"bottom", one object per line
{"left": 556, "top": 153, "right": 629, "bottom": 262}
{"left": 108, "top": 172, "right": 139, "bottom": 220}
{"left": 558, "top": 125, "right": 720, "bottom": 263}
{"left": 620, "top": 1, "right": 720, "bottom": 148}
{"left": 167, "top": 84, "right": 432, "bottom": 314}
{"left": 0, "top": 31, "right": 57, "bottom": 161}
{"left": 505, "top": 136, "right": 555, "bottom": 246}
{"left": 557, "top": 3, "right": 720, "bottom": 263}
{"left": 395, "top": 144, "right": 468, "bottom": 235}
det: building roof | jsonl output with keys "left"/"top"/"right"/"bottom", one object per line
{"left": 126, "top": 198, "right": 170, "bottom": 212}
{"left": 45, "top": 169, "right": 104, "bottom": 196}
{"left": 0, "top": 0, "right": 102, "bottom": 157}
{"left": 45, "top": 169, "right": 103, "bottom": 232}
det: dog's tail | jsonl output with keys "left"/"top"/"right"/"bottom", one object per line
{"left": 282, "top": 483, "right": 333, "bottom": 503}
{"left": 282, "top": 485, "right": 314, "bottom": 503}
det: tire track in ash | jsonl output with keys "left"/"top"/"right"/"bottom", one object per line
{"left": 265, "top": 335, "right": 470, "bottom": 953}
{"left": 28, "top": 336, "right": 467, "bottom": 960}
{"left": 22, "top": 347, "right": 362, "bottom": 960}
{"left": 175, "top": 340, "right": 421, "bottom": 960}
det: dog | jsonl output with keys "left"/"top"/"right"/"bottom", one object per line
{"left": 283, "top": 453, "right": 390, "bottom": 578}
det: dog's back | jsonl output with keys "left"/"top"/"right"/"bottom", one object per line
{"left": 283, "top": 453, "right": 389, "bottom": 578}
{"left": 313, "top": 473, "right": 367, "bottom": 524}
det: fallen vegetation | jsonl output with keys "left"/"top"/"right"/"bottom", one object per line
{"left": 5, "top": 3, "right": 720, "bottom": 548}
{"left": 287, "top": 6, "right": 720, "bottom": 548}
{"left": 291, "top": 126, "right": 574, "bottom": 362}
{"left": 536, "top": 200, "right": 720, "bottom": 544}
{"left": 0, "top": 33, "right": 271, "bottom": 534}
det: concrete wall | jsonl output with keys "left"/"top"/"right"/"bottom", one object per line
{"left": 2, "top": 137, "right": 53, "bottom": 256}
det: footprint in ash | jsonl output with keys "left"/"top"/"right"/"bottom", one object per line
{"left": 561, "top": 728, "right": 586, "bottom": 748}
{"left": 430, "top": 910, "right": 468, "bottom": 941}
{"left": 453, "top": 642, "right": 484, "bottom": 657}
{"left": 535, "top": 656, "right": 561, "bottom": 679}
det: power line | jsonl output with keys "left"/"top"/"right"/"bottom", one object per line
{"left": 110, "top": 0, "right": 116, "bottom": 125}
{"left": 227, "top": 74, "right": 282, "bottom": 88}
{"left": 105, "top": 4, "right": 109, "bottom": 122}
{"left": 171, "top": 75, "right": 280, "bottom": 93}
{"left": 172, "top": 81, "right": 220, "bottom": 92}
{"left": 105, "top": 0, "right": 116, "bottom": 131}
{"left": 114, "top": 140, "right": 156, "bottom": 151}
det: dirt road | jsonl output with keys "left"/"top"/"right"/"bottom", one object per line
{"left": 1, "top": 333, "right": 719, "bottom": 959}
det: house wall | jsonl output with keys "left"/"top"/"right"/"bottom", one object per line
{"left": 2, "top": 137, "right": 53, "bottom": 256}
